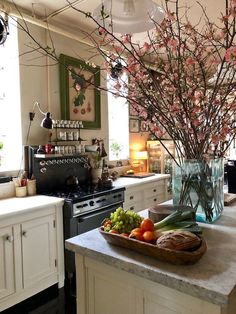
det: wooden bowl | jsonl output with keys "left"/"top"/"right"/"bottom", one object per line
{"left": 99, "top": 228, "right": 207, "bottom": 265}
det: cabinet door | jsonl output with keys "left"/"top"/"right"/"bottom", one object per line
{"left": 21, "top": 215, "right": 56, "bottom": 289}
{"left": 0, "top": 226, "right": 15, "bottom": 299}
{"left": 87, "top": 264, "right": 136, "bottom": 314}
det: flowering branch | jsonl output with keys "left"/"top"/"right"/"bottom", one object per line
{"left": 4, "top": 0, "right": 236, "bottom": 166}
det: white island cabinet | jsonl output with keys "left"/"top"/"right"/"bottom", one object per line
{"left": 66, "top": 205, "right": 236, "bottom": 314}
{"left": 113, "top": 174, "right": 171, "bottom": 212}
{"left": 0, "top": 195, "right": 64, "bottom": 312}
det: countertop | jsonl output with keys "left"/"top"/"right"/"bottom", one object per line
{"left": 0, "top": 195, "right": 64, "bottom": 219}
{"left": 66, "top": 205, "right": 236, "bottom": 307}
{"left": 112, "top": 173, "right": 170, "bottom": 189}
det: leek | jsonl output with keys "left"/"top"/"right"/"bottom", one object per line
{"left": 154, "top": 210, "right": 195, "bottom": 230}
{"left": 153, "top": 210, "right": 202, "bottom": 236}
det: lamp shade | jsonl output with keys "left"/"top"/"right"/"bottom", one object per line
{"left": 41, "top": 112, "right": 53, "bottom": 129}
{"left": 93, "top": 0, "right": 164, "bottom": 34}
{"left": 133, "top": 151, "right": 148, "bottom": 160}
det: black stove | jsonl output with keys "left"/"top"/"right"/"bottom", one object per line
{"left": 43, "top": 185, "right": 116, "bottom": 202}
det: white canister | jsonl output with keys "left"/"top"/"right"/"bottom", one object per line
{"left": 15, "top": 186, "right": 27, "bottom": 197}
{"left": 27, "top": 179, "right": 37, "bottom": 196}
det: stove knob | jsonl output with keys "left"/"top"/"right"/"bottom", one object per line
{"left": 40, "top": 167, "right": 47, "bottom": 173}
{"left": 39, "top": 160, "right": 46, "bottom": 166}
{"left": 89, "top": 200, "right": 95, "bottom": 206}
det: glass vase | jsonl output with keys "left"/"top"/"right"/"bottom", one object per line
{"left": 172, "top": 158, "right": 224, "bottom": 223}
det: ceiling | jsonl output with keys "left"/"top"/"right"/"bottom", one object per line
{"left": 0, "top": 0, "right": 226, "bottom": 45}
{"left": 2, "top": 0, "right": 101, "bottom": 33}
{"left": 0, "top": 0, "right": 168, "bottom": 44}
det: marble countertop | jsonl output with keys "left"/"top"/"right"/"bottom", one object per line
{"left": 112, "top": 173, "right": 170, "bottom": 189}
{"left": 0, "top": 195, "right": 64, "bottom": 219}
{"left": 66, "top": 205, "right": 236, "bottom": 307}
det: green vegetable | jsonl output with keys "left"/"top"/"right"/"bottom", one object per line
{"left": 154, "top": 210, "right": 195, "bottom": 230}
{"left": 154, "top": 210, "right": 202, "bottom": 235}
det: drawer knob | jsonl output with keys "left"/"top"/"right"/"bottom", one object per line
{"left": 22, "top": 231, "right": 27, "bottom": 237}
{"left": 130, "top": 206, "right": 134, "bottom": 210}
{"left": 5, "top": 235, "right": 13, "bottom": 243}
{"left": 130, "top": 196, "right": 134, "bottom": 200}
{"left": 153, "top": 189, "right": 157, "bottom": 192}
{"left": 154, "top": 198, "right": 157, "bottom": 202}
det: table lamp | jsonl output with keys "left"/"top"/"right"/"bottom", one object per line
{"left": 133, "top": 150, "right": 148, "bottom": 172}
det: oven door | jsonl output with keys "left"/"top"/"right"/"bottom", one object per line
{"left": 76, "top": 202, "right": 122, "bottom": 235}
{"left": 64, "top": 202, "right": 123, "bottom": 277}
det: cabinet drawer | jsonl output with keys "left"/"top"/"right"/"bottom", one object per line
{"left": 144, "top": 183, "right": 165, "bottom": 198}
{"left": 123, "top": 201, "right": 143, "bottom": 213}
{"left": 144, "top": 194, "right": 165, "bottom": 209}
{"left": 124, "top": 190, "right": 142, "bottom": 204}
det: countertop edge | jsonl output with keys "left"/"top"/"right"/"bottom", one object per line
{"left": 112, "top": 174, "right": 170, "bottom": 189}
{"left": 0, "top": 195, "right": 64, "bottom": 220}
{"left": 65, "top": 238, "right": 228, "bottom": 307}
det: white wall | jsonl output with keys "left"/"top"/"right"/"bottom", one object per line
{"left": 18, "top": 21, "right": 109, "bottom": 150}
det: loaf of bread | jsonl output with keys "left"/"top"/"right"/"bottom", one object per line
{"left": 156, "top": 230, "right": 201, "bottom": 251}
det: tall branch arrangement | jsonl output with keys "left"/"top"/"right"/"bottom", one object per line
{"left": 69, "top": 0, "right": 236, "bottom": 166}
{"left": 4, "top": 0, "right": 236, "bottom": 166}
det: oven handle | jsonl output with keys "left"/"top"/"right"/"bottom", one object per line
{"left": 77, "top": 202, "right": 123, "bottom": 222}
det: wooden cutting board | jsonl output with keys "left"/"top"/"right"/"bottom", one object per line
{"left": 121, "top": 172, "right": 155, "bottom": 178}
{"left": 224, "top": 193, "right": 236, "bottom": 206}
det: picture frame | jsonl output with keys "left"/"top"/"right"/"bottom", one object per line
{"left": 140, "top": 120, "right": 149, "bottom": 132}
{"left": 129, "top": 118, "right": 140, "bottom": 133}
{"left": 59, "top": 54, "right": 101, "bottom": 129}
{"left": 129, "top": 103, "right": 139, "bottom": 117}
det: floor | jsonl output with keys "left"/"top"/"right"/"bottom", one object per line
{"left": 1, "top": 281, "right": 76, "bottom": 314}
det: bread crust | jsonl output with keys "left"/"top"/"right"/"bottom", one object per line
{"left": 156, "top": 230, "right": 201, "bottom": 251}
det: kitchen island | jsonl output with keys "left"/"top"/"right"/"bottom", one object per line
{"left": 65, "top": 205, "right": 236, "bottom": 314}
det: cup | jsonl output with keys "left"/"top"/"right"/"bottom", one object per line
{"left": 27, "top": 179, "right": 37, "bottom": 196}
{"left": 15, "top": 186, "right": 27, "bottom": 197}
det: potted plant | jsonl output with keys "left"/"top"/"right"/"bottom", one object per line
{"left": 89, "top": 152, "right": 103, "bottom": 184}
{"left": 110, "top": 142, "right": 122, "bottom": 166}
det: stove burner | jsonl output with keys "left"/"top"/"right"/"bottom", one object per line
{"left": 42, "top": 184, "right": 116, "bottom": 202}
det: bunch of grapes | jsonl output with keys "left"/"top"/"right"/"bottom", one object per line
{"left": 103, "top": 207, "right": 143, "bottom": 234}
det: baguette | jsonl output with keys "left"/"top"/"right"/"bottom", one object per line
{"left": 156, "top": 230, "right": 201, "bottom": 251}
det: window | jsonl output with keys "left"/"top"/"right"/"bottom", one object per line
{"left": 0, "top": 19, "right": 22, "bottom": 172}
{"left": 107, "top": 72, "right": 129, "bottom": 161}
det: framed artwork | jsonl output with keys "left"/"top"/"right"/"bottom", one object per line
{"left": 129, "top": 103, "right": 139, "bottom": 116}
{"left": 129, "top": 118, "right": 140, "bottom": 133}
{"left": 140, "top": 120, "right": 149, "bottom": 132}
{"left": 59, "top": 54, "right": 101, "bottom": 129}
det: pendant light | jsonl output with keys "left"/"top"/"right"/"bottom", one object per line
{"left": 93, "top": 0, "right": 164, "bottom": 34}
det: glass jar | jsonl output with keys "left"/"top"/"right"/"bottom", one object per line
{"left": 172, "top": 158, "right": 224, "bottom": 223}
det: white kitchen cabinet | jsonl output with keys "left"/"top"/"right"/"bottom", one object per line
{"left": 77, "top": 256, "right": 221, "bottom": 314}
{"left": 21, "top": 214, "right": 56, "bottom": 289}
{"left": 122, "top": 177, "right": 170, "bottom": 212}
{"left": 0, "top": 226, "right": 15, "bottom": 299}
{"left": 0, "top": 196, "right": 64, "bottom": 312}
